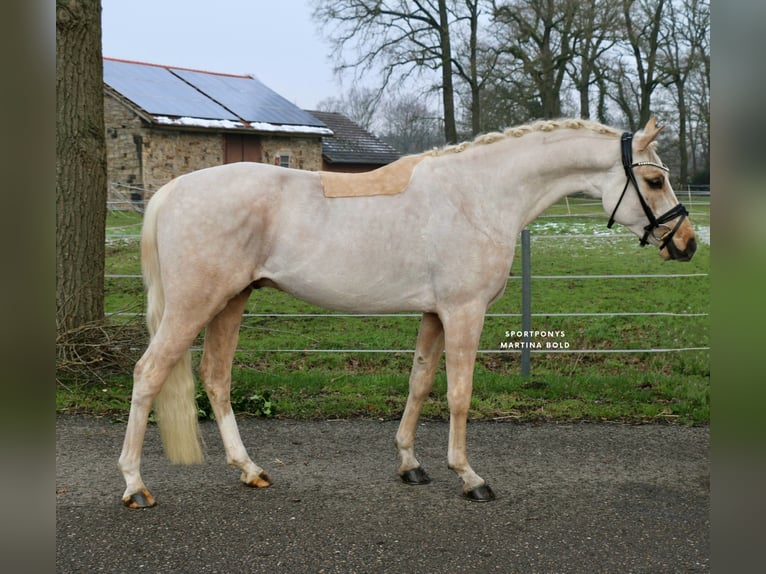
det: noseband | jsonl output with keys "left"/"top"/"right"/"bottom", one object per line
{"left": 607, "top": 132, "right": 688, "bottom": 249}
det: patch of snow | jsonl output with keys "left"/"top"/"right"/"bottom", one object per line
{"left": 154, "top": 116, "right": 246, "bottom": 129}
{"left": 527, "top": 219, "right": 710, "bottom": 246}
{"left": 153, "top": 116, "right": 334, "bottom": 136}
{"left": 529, "top": 220, "right": 620, "bottom": 236}
{"left": 246, "top": 122, "right": 334, "bottom": 136}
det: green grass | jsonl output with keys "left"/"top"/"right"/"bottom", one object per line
{"left": 58, "top": 200, "right": 710, "bottom": 424}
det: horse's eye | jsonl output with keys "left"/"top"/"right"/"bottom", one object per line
{"left": 646, "top": 177, "right": 664, "bottom": 189}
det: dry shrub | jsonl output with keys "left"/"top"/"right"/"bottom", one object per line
{"left": 56, "top": 314, "right": 148, "bottom": 384}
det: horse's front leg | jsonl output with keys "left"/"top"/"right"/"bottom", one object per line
{"left": 442, "top": 306, "right": 496, "bottom": 502}
{"left": 396, "top": 312, "right": 445, "bottom": 485}
{"left": 200, "top": 291, "right": 272, "bottom": 489}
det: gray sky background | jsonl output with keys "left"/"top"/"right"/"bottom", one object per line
{"left": 101, "top": 0, "right": 341, "bottom": 109}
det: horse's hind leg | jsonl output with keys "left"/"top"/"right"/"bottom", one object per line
{"left": 199, "top": 290, "right": 272, "bottom": 489}
{"left": 119, "top": 319, "right": 203, "bottom": 508}
{"left": 395, "top": 312, "right": 444, "bottom": 485}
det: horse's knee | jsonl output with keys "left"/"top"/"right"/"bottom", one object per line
{"left": 446, "top": 386, "right": 472, "bottom": 417}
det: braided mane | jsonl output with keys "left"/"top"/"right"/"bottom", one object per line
{"left": 429, "top": 118, "right": 621, "bottom": 157}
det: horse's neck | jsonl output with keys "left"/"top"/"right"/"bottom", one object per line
{"left": 469, "top": 131, "right": 618, "bottom": 229}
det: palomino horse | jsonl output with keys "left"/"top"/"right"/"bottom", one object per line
{"left": 119, "top": 118, "right": 696, "bottom": 507}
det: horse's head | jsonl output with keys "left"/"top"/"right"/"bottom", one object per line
{"left": 603, "top": 117, "right": 697, "bottom": 261}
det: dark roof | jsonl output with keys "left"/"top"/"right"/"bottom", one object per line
{"left": 307, "top": 110, "right": 402, "bottom": 165}
{"left": 103, "top": 58, "right": 331, "bottom": 137}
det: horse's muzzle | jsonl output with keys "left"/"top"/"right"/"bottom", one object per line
{"left": 664, "top": 236, "right": 697, "bottom": 261}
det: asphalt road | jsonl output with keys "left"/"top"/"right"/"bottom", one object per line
{"left": 56, "top": 415, "right": 709, "bottom": 573}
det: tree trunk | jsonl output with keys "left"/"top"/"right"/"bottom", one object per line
{"left": 450, "top": 0, "right": 482, "bottom": 136}
{"left": 56, "top": 0, "right": 107, "bottom": 333}
{"left": 623, "top": 0, "right": 665, "bottom": 127}
{"left": 578, "top": 56, "right": 592, "bottom": 119}
{"left": 676, "top": 76, "right": 689, "bottom": 186}
{"left": 468, "top": 0, "right": 481, "bottom": 136}
{"left": 438, "top": 0, "right": 458, "bottom": 144}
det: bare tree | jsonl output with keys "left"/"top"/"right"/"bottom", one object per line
{"left": 613, "top": 0, "right": 669, "bottom": 129}
{"left": 450, "top": 0, "right": 498, "bottom": 135}
{"left": 658, "top": 0, "right": 709, "bottom": 185}
{"left": 476, "top": 63, "right": 544, "bottom": 129}
{"left": 316, "top": 86, "right": 381, "bottom": 131}
{"left": 491, "top": 0, "right": 580, "bottom": 119}
{"left": 691, "top": 0, "right": 710, "bottom": 183}
{"left": 56, "top": 0, "right": 107, "bottom": 333}
{"left": 313, "top": 0, "right": 463, "bottom": 143}
{"left": 314, "top": 0, "right": 709, "bottom": 168}
{"left": 686, "top": 67, "right": 709, "bottom": 184}
{"left": 567, "top": 0, "right": 621, "bottom": 119}
{"left": 379, "top": 92, "right": 446, "bottom": 152}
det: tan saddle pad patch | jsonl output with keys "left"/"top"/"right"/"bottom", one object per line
{"left": 320, "top": 154, "right": 425, "bottom": 198}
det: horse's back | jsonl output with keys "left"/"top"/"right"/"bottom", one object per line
{"left": 166, "top": 161, "right": 319, "bottom": 202}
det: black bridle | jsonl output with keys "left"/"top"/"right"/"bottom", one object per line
{"left": 607, "top": 132, "right": 688, "bottom": 249}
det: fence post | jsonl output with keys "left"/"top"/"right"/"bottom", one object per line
{"left": 521, "top": 228, "right": 531, "bottom": 376}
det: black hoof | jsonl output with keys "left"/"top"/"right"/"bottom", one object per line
{"left": 400, "top": 467, "right": 432, "bottom": 485}
{"left": 463, "top": 483, "right": 496, "bottom": 502}
{"left": 122, "top": 489, "right": 156, "bottom": 509}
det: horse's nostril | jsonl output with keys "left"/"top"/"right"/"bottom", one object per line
{"left": 687, "top": 237, "right": 698, "bottom": 257}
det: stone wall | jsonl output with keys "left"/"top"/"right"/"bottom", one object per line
{"left": 140, "top": 129, "right": 223, "bottom": 190}
{"left": 261, "top": 136, "right": 324, "bottom": 171}
{"left": 105, "top": 94, "right": 225, "bottom": 205}
{"left": 104, "top": 95, "right": 145, "bottom": 200}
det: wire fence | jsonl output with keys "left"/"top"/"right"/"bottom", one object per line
{"left": 105, "top": 192, "right": 710, "bottom": 362}
{"left": 105, "top": 277, "right": 710, "bottom": 357}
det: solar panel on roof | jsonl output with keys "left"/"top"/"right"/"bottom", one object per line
{"left": 103, "top": 59, "right": 239, "bottom": 121}
{"left": 171, "top": 68, "right": 327, "bottom": 127}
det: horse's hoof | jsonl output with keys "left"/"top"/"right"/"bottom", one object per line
{"left": 463, "top": 483, "right": 496, "bottom": 502}
{"left": 244, "top": 471, "right": 272, "bottom": 489}
{"left": 122, "top": 488, "right": 156, "bottom": 509}
{"left": 400, "top": 467, "right": 432, "bottom": 485}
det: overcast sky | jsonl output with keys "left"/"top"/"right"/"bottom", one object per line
{"left": 101, "top": 0, "right": 341, "bottom": 109}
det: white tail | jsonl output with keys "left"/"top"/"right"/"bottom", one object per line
{"left": 141, "top": 183, "right": 203, "bottom": 464}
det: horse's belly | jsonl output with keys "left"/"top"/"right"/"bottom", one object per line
{"left": 266, "top": 268, "right": 434, "bottom": 313}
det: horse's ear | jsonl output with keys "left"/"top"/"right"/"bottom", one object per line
{"left": 635, "top": 117, "right": 665, "bottom": 150}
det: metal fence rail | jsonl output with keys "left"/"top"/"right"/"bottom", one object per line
{"left": 107, "top": 274, "right": 708, "bottom": 281}
{"left": 182, "top": 346, "right": 710, "bottom": 355}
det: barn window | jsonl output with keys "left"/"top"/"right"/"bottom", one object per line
{"left": 276, "top": 153, "right": 290, "bottom": 168}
